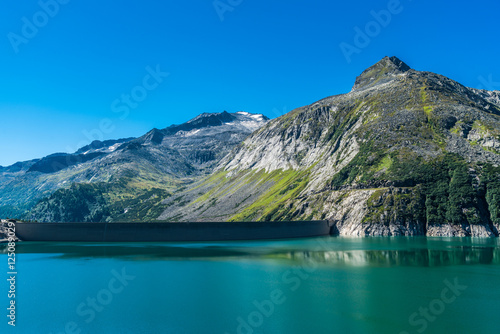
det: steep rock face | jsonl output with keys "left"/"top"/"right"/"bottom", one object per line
{"left": 351, "top": 56, "right": 411, "bottom": 92}
{"left": 159, "top": 111, "right": 269, "bottom": 171}
{"left": 159, "top": 57, "right": 500, "bottom": 237}
{"left": 329, "top": 187, "right": 426, "bottom": 237}
{"left": 469, "top": 88, "right": 500, "bottom": 107}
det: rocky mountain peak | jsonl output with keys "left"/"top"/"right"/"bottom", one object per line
{"left": 162, "top": 111, "right": 268, "bottom": 136}
{"left": 352, "top": 56, "right": 411, "bottom": 92}
{"left": 187, "top": 111, "right": 235, "bottom": 125}
{"left": 385, "top": 56, "right": 411, "bottom": 72}
{"left": 142, "top": 128, "right": 165, "bottom": 145}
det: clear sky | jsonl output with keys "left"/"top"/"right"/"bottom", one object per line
{"left": 0, "top": 0, "right": 499, "bottom": 166}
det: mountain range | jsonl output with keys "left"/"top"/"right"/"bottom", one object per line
{"left": 2, "top": 56, "right": 500, "bottom": 237}
{"left": 0, "top": 111, "right": 268, "bottom": 222}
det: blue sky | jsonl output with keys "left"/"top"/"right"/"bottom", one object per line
{"left": 0, "top": 0, "right": 499, "bottom": 166}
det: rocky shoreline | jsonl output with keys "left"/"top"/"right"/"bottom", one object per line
{"left": 331, "top": 219, "right": 499, "bottom": 237}
{"left": 327, "top": 186, "right": 499, "bottom": 238}
{"left": 0, "top": 220, "right": 19, "bottom": 243}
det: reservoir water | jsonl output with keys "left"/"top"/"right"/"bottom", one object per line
{"left": 2, "top": 237, "right": 499, "bottom": 334}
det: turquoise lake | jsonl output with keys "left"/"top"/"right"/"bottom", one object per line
{"left": 2, "top": 237, "right": 500, "bottom": 334}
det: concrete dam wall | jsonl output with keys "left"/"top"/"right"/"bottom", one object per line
{"left": 14, "top": 220, "right": 332, "bottom": 242}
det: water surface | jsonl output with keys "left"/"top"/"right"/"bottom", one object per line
{"left": 1, "top": 237, "right": 499, "bottom": 334}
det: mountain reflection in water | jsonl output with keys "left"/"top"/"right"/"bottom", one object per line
{"left": 5, "top": 236, "right": 499, "bottom": 267}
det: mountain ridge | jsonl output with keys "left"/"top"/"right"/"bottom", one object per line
{"left": 0, "top": 111, "right": 268, "bottom": 220}
{"left": 4, "top": 56, "right": 500, "bottom": 238}
{"left": 157, "top": 56, "right": 500, "bottom": 237}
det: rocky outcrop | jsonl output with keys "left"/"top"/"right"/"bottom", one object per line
{"left": 0, "top": 220, "right": 19, "bottom": 243}
{"left": 328, "top": 187, "right": 426, "bottom": 237}
{"left": 426, "top": 223, "right": 496, "bottom": 237}
{"left": 351, "top": 56, "right": 410, "bottom": 92}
